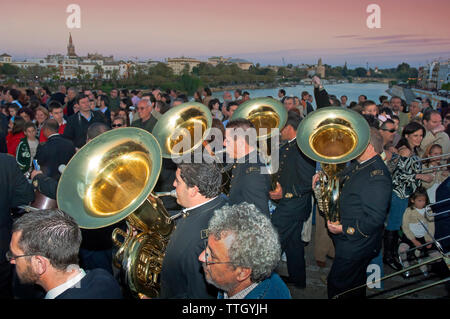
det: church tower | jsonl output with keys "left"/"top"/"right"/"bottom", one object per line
{"left": 316, "top": 58, "right": 325, "bottom": 78}
{"left": 67, "top": 33, "right": 77, "bottom": 57}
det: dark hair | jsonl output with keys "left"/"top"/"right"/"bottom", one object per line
{"left": 279, "top": 89, "right": 286, "bottom": 96}
{"left": 423, "top": 109, "right": 441, "bottom": 123}
{"left": 178, "top": 163, "right": 222, "bottom": 198}
{"left": 363, "top": 114, "right": 380, "bottom": 129}
{"left": 379, "top": 118, "right": 395, "bottom": 130}
{"left": 17, "top": 107, "right": 34, "bottom": 121}
{"left": 12, "top": 116, "right": 26, "bottom": 135}
{"left": 408, "top": 187, "right": 429, "bottom": 208}
{"left": 208, "top": 98, "right": 220, "bottom": 110}
{"left": 243, "top": 91, "right": 250, "bottom": 97}
{"left": 285, "top": 110, "right": 302, "bottom": 130}
{"left": 204, "top": 87, "right": 212, "bottom": 96}
{"left": 8, "top": 89, "right": 21, "bottom": 100}
{"left": 99, "top": 95, "right": 109, "bottom": 107}
{"left": 24, "top": 121, "right": 37, "bottom": 131}
{"left": 235, "top": 89, "right": 242, "bottom": 95}
{"left": 379, "top": 107, "right": 393, "bottom": 117}
{"left": 87, "top": 122, "right": 110, "bottom": 140}
{"left": 396, "top": 121, "right": 426, "bottom": 152}
{"left": 379, "top": 95, "right": 388, "bottom": 103}
{"left": 48, "top": 101, "right": 63, "bottom": 113}
{"left": 75, "top": 93, "right": 89, "bottom": 105}
{"left": 12, "top": 209, "right": 82, "bottom": 270}
{"left": 301, "top": 91, "right": 309, "bottom": 98}
{"left": 42, "top": 118, "right": 59, "bottom": 134}
{"left": 362, "top": 100, "right": 377, "bottom": 110}
{"left": 226, "top": 101, "right": 239, "bottom": 112}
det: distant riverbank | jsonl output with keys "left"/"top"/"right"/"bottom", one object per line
{"left": 211, "top": 82, "right": 390, "bottom": 104}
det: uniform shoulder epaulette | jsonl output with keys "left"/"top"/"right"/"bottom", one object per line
{"left": 246, "top": 166, "right": 260, "bottom": 174}
{"left": 370, "top": 169, "right": 384, "bottom": 177}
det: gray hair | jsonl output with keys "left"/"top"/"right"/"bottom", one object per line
{"left": 208, "top": 203, "right": 281, "bottom": 282}
{"left": 12, "top": 209, "right": 82, "bottom": 271}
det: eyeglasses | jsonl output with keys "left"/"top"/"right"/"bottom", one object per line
{"left": 381, "top": 128, "right": 396, "bottom": 133}
{"left": 203, "top": 241, "right": 234, "bottom": 266}
{"left": 5, "top": 250, "right": 35, "bottom": 262}
{"left": 112, "top": 123, "right": 123, "bottom": 127}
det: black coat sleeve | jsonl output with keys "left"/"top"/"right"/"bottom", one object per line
{"left": 314, "top": 87, "right": 331, "bottom": 109}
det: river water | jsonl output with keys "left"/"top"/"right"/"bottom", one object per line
{"left": 212, "top": 82, "right": 389, "bottom": 105}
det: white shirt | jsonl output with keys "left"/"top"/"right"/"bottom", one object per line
{"left": 183, "top": 197, "right": 218, "bottom": 214}
{"left": 409, "top": 208, "right": 427, "bottom": 238}
{"left": 45, "top": 268, "right": 86, "bottom": 299}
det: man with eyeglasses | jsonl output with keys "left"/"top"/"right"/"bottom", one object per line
{"left": 8, "top": 209, "right": 122, "bottom": 299}
{"left": 198, "top": 202, "right": 291, "bottom": 299}
{"left": 0, "top": 153, "right": 34, "bottom": 298}
{"left": 159, "top": 162, "right": 227, "bottom": 298}
{"left": 130, "top": 99, "right": 158, "bottom": 133}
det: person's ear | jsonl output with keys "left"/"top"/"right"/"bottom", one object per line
{"left": 235, "top": 267, "right": 252, "bottom": 283}
{"left": 31, "top": 255, "right": 48, "bottom": 276}
{"left": 189, "top": 185, "right": 199, "bottom": 198}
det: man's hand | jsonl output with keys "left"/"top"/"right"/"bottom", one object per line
{"left": 30, "top": 170, "right": 43, "bottom": 180}
{"left": 269, "top": 182, "right": 283, "bottom": 200}
{"left": 312, "top": 173, "right": 321, "bottom": 189}
{"left": 312, "top": 76, "right": 321, "bottom": 88}
{"left": 327, "top": 220, "right": 343, "bottom": 234}
{"left": 412, "top": 238, "right": 422, "bottom": 248}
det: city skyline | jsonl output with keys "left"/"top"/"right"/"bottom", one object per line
{"left": 2, "top": 0, "right": 450, "bottom": 68}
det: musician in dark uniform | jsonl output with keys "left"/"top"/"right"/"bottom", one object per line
{"left": 224, "top": 119, "right": 271, "bottom": 217}
{"left": 270, "top": 111, "right": 316, "bottom": 288}
{"left": 325, "top": 128, "right": 392, "bottom": 298}
{"left": 160, "top": 162, "right": 227, "bottom": 298}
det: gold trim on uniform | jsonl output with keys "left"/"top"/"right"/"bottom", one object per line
{"left": 346, "top": 227, "right": 355, "bottom": 235}
{"left": 284, "top": 192, "right": 293, "bottom": 199}
{"left": 200, "top": 229, "right": 209, "bottom": 239}
{"left": 370, "top": 169, "right": 384, "bottom": 177}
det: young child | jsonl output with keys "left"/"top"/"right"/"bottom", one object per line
{"left": 398, "top": 188, "right": 440, "bottom": 277}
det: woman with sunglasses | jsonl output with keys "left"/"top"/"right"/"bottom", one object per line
{"left": 383, "top": 121, "right": 434, "bottom": 271}
{"left": 111, "top": 116, "right": 126, "bottom": 129}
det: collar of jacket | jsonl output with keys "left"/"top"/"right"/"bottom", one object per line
{"left": 181, "top": 196, "right": 227, "bottom": 218}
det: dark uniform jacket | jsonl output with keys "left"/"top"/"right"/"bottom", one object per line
{"left": 62, "top": 111, "right": 106, "bottom": 148}
{"left": 332, "top": 155, "right": 392, "bottom": 260}
{"left": 131, "top": 116, "right": 158, "bottom": 134}
{"left": 55, "top": 269, "right": 122, "bottom": 299}
{"left": 35, "top": 134, "right": 76, "bottom": 180}
{"left": 271, "top": 139, "right": 316, "bottom": 241}
{"left": 0, "top": 154, "right": 34, "bottom": 263}
{"left": 228, "top": 151, "right": 271, "bottom": 217}
{"left": 160, "top": 196, "right": 227, "bottom": 299}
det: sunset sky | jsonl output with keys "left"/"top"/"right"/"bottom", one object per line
{"left": 2, "top": 0, "right": 449, "bottom": 68}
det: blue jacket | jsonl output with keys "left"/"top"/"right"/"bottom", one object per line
{"left": 218, "top": 273, "right": 291, "bottom": 299}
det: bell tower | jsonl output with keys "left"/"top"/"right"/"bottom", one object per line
{"left": 67, "top": 33, "right": 77, "bottom": 57}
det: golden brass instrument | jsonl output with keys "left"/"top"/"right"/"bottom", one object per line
{"left": 230, "top": 97, "right": 288, "bottom": 190}
{"left": 152, "top": 102, "right": 212, "bottom": 159}
{"left": 230, "top": 97, "right": 288, "bottom": 141}
{"left": 57, "top": 127, "right": 173, "bottom": 298}
{"left": 296, "top": 107, "right": 370, "bottom": 223}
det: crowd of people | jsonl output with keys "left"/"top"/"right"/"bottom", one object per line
{"left": 0, "top": 75, "right": 449, "bottom": 300}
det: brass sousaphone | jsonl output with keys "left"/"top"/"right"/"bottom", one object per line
{"left": 57, "top": 127, "right": 172, "bottom": 298}
{"left": 296, "top": 107, "right": 370, "bottom": 223}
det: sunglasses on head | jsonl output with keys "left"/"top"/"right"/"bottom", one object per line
{"left": 112, "top": 123, "right": 123, "bottom": 127}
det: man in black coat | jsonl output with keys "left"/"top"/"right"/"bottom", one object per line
{"left": 35, "top": 119, "right": 76, "bottom": 181}
{"left": 9, "top": 209, "right": 122, "bottom": 299}
{"left": 325, "top": 128, "right": 392, "bottom": 299}
{"left": 224, "top": 119, "right": 271, "bottom": 218}
{"left": 0, "top": 153, "right": 34, "bottom": 298}
{"left": 62, "top": 94, "right": 106, "bottom": 149}
{"left": 160, "top": 162, "right": 226, "bottom": 298}
{"left": 270, "top": 111, "right": 316, "bottom": 288}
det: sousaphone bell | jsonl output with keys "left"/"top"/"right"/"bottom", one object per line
{"left": 57, "top": 127, "right": 172, "bottom": 298}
